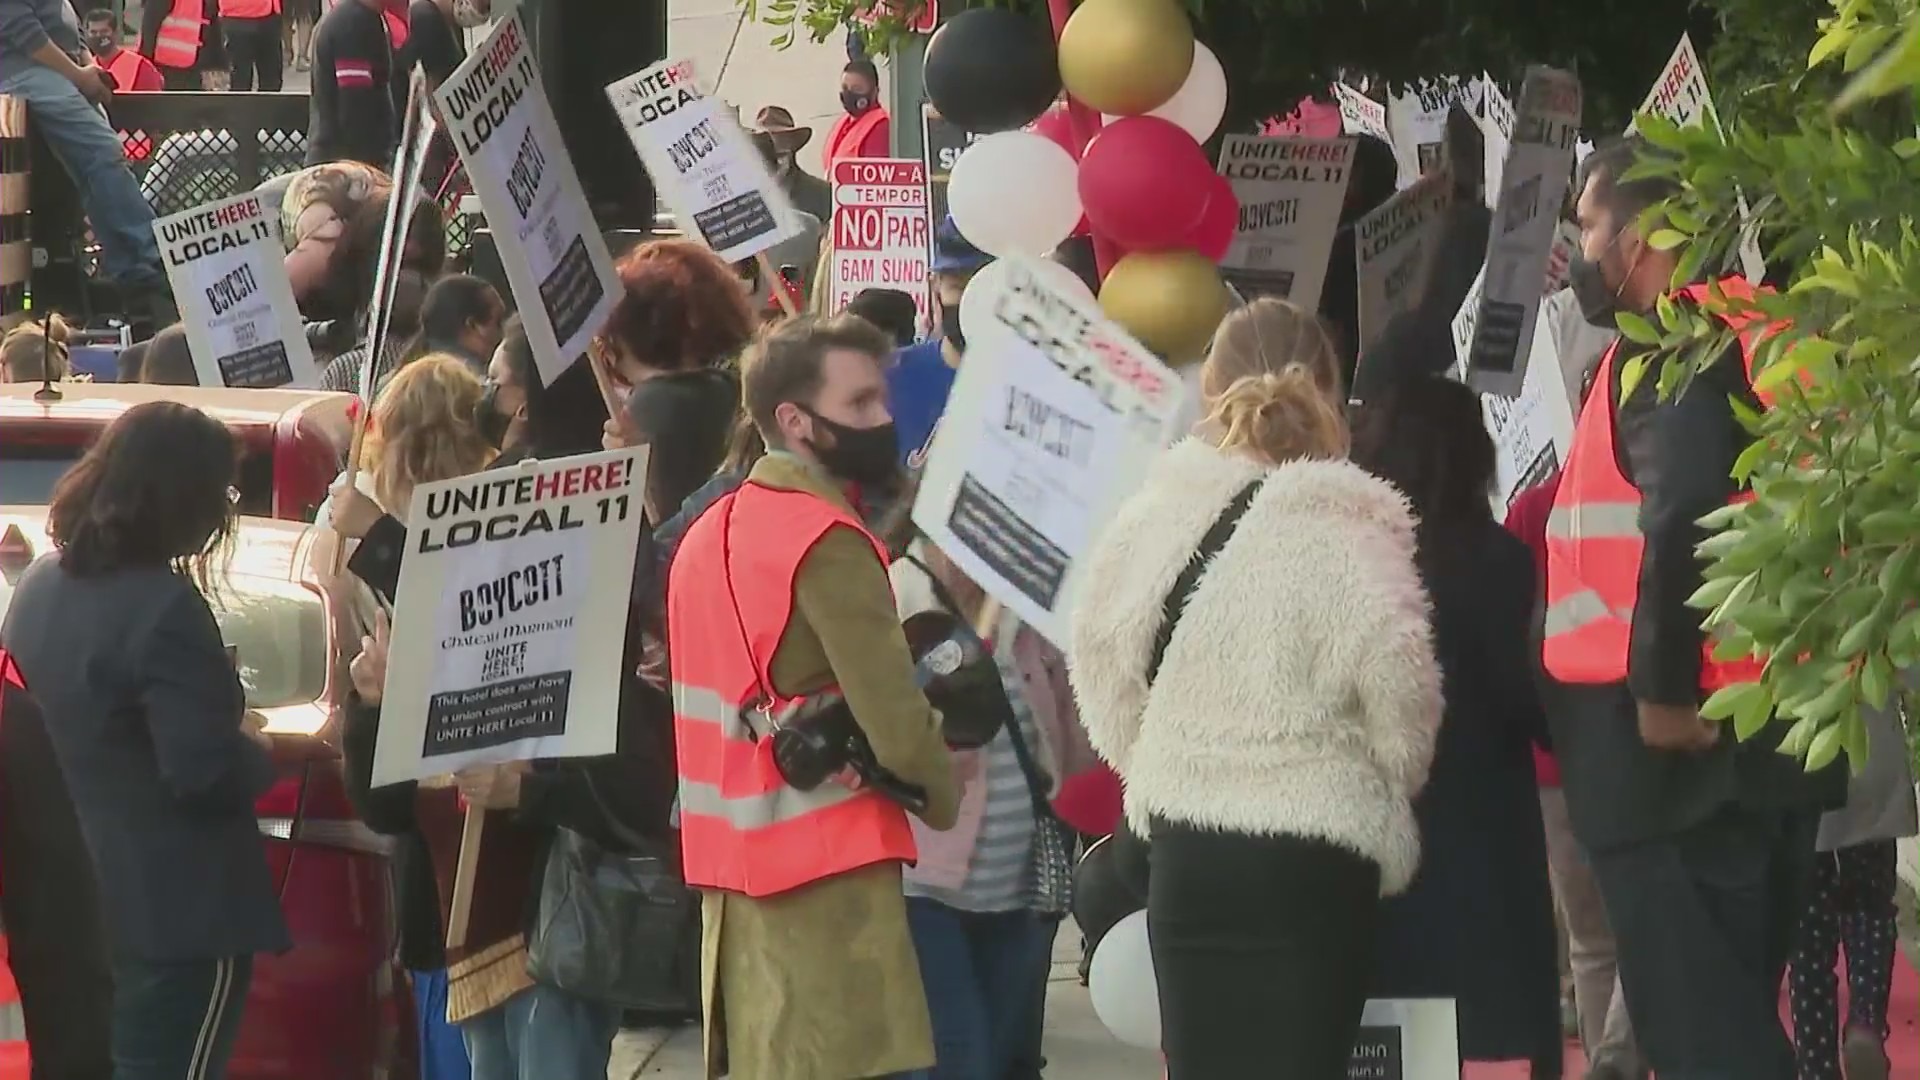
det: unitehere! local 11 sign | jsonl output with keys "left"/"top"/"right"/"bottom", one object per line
{"left": 829, "top": 158, "right": 931, "bottom": 323}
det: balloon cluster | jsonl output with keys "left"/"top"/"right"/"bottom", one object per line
{"left": 925, "top": 0, "right": 1236, "bottom": 362}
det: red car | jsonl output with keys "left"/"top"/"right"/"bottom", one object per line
{"left": 0, "top": 382, "right": 353, "bottom": 522}
{"left": 0, "top": 499, "right": 414, "bottom": 1076}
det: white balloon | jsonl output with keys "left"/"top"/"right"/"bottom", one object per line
{"left": 946, "top": 131, "right": 1084, "bottom": 259}
{"left": 957, "top": 256, "right": 1094, "bottom": 349}
{"left": 1102, "top": 43, "right": 1227, "bottom": 142}
{"left": 1088, "top": 909, "right": 1161, "bottom": 1050}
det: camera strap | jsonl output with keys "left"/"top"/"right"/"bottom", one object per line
{"left": 718, "top": 491, "right": 780, "bottom": 740}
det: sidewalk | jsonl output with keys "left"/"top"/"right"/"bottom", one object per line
{"left": 608, "top": 923, "right": 1160, "bottom": 1079}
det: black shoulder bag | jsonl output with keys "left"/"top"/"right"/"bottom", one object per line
{"left": 525, "top": 778, "right": 700, "bottom": 1013}
{"left": 1070, "top": 479, "right": 1263, "bottom": 952}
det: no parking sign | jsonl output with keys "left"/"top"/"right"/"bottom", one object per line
{"left": 827, "top": 158, "right": 931, "bottom": 325}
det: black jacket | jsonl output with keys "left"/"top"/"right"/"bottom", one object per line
{"left": 139, "top": 0, "right": 225, "bottom": 73}
{"left": 0, "top": 555, "right": 289, "bottom": 962}
{"left": 306, "top": 0, "right": 394, "bottom": 168}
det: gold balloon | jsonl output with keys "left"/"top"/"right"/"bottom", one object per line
{"left": 1058, "top": 0, "right": 1195, "bottom": 117}
{"left": 1099, "top": 250, "right": 1229, "bottom": 361}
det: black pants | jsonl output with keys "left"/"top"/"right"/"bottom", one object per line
{"left": 1788, "top": 839, "right": 1899, "bottom": 1080}
{"left": 111, "top": 956, "right": 252, "bottom": 1080}
{"left": 1590, "top": 804, "right": 1818, "bottom": 1080}
{"left": 160, "top": 67, "right": 199, "bottom": 91}
{"left": 224, "top": 16, "right": 283, "bottom": 91}
{"left": 1147, "top": 818, "right": 1382, "bottom": 1079}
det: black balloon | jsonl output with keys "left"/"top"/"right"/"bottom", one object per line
{"left": 923, "top": 8, "right": 1061, "bottom": 134}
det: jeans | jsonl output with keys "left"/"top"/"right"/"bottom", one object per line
{"left": 410, "top": 969, "right": 472, "bottom": 1080}
{"left": 904, "top": 899, "right": 1050, "bottom": 1080}
{"left": 457, "top": 984, "right": 620, "bottom": 1080}
{"left": 0, "top": 62, "right": 164, "bottom": 290}
{"left": 110, "top": 955, "right": 252, "bottom": 1080}
{"left": 224, "top": 15, "right": 283, "bottom": 91}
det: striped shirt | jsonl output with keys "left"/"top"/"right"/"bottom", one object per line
{"left": 904, "top": 645, "right": 1039, "bottom": 913}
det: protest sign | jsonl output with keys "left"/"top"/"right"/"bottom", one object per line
{"left": 922, "top": 104, "right": 981, "bottom": 237}
{"left": 1453, "top": 267, "right": 1577, "bottom": 513}
{"left": 153, "top": 192, "right": 317, "bottom": 389}
{"left": 607, "top": 57, "right": 798, "bottom": 266}
{"left": 1388, "top": 78, "right": 1466, "bottom": 187}
{"left": 358, "top": 69, "right": 436, "bottom": 403}
{"left": 1631, "top": 34, "right": 1766, "bottom": 282}
{"left": 912, "top": 257, "right": 1186, "bottom": 647}
{"left": 440, "top": 14, "right": 617, "bottom": 387}
{"left": 1333, "top": 82, "right": 1391, "bottom": 144}
{"left": 1636, "top": 33, "right": 1720, "bottom": 133}
{"left": 827, "top": 158, "right": 931, "bottom": 322}
{"left": 1355, "top": 171, "right": 1453, "bottom": 353}
{"left": 1216, "top": 135, "right": 1354, "bottom": 309}
{"left": 371, "top": 448, "right": 650, "bottom": 786}
{"left": 1464, "top": 66, "right": 1581, "bottom": 399}
{"left": 1479, "top": 75, "right": 1515, "bottom": 206}
{"left": 1349, "top": 999, "right": 1461, "bottom": 1079}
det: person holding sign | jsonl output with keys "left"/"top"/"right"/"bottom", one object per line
{"left": 667, "top": 315, "right": 959, "bottom": 1080}
{"left": 1543, "top": 136, "right": 1842, "bottom": 1079}
{"left": 1068, "top": 338, "right": 1440, "bottom": 1078}
{"left": 0, "top": 403, "right": 289, "bottom": 1080}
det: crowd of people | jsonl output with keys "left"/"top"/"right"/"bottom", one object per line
{"left": 0, "top": 0, "right": 1916, "bottom": 1076}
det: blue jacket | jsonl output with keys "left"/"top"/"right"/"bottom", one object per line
{"left": 0, "top": 0, "right": 82, "bottom": 70}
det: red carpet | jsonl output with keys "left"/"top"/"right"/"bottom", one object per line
{"left": 1465, "top": 945, "right": 1918, "bottom": 1078}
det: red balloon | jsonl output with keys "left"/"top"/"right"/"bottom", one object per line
{"left": 1028, "top": 103, "right": 1092, "bottom": 159}
{"left": 1189, "top": 174, "right": 1238, "bottom": 262}
{"left": 1078, "top": 116, "right": 1213, "bottom": 252}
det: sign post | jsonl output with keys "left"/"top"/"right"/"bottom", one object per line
{"left": 827, "top": 158, "right": 930, "bottom": 323}
{"left": 153, "top": 191, "right": 318, "bottom": 389}
{"left": 1354, "top": 171, "right": 1453, "bottom": 354}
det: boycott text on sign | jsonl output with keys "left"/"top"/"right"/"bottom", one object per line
{"left": 1465, "top": 65, "right": 1581, "bottom": 399}
{"left": 829, "top": 158, "right": 930, "bottom": 322}
{"left": 911, "top": 257, "right": 1185, "bottom": 647}
{"left": 439, "top": 14, "right": 618, "bottom": 387}
{"left": 607, "top": 57, "right": 798, "bottom": 266}
{"left": 1388, "top": 78, "right": 1467, "bottom": 189}
{"left": 372, "top": 448, "right": 650, "bottom": 786}
{"left": 1216, "top": 135, "right": 1355, "bottom": 311}
{"left": 154, "top": 192, "right": 318, "bottom": 389}
{"left": 921, "top": 105, "right": 980, "bottom": 239}
{"left": 1355, "top": 171, "right": 1453, "bottom": 354}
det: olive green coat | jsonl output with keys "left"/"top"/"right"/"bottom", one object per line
{"left": 697, "top": 453, "right": 960, "bottom": 1080}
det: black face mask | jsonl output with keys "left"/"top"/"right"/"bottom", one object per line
{"left": 841, "top": 90, "right": 875, "bottom": 116}
{"left": 939, "top": 304, "right": 965, "bottom": 352}
{"left": 804, "top": 409, "right": 899, "bottom": 489}
{"left": 1568, "top": 255, "right": 1618, "bottom": 329}
{"left": 476, "top": 381, "right": 514, "bottom": 449}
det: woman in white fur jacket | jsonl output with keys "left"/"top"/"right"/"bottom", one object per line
{"left": 1069, "top": 317, "right": 1442, "bottom": 1078}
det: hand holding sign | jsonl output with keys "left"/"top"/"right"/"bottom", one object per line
{"left": 350, "top": 612, "right": 390, "bottom": 706}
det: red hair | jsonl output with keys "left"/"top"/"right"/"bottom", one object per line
{"left": 602, "top": 239, "right": 756, "bottom": 371}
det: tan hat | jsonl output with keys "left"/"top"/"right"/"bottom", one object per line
{"left": 753, "top": 105, "right": 814, "bottom": 153}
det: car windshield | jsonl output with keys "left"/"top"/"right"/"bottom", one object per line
{"left": 0, "top": 570, "right": 326, "bottom": 709}
{"left": 0, "top": 445, "right": 277, "bottom": 516}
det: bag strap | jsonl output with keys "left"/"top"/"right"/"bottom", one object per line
{"left": 718, "top": 491, "right": 778, "bottom": 718}
{"left": 1146, "top": 480, "right": 1261, "bottom": 688}
{"left": 1001, "top": 703, "right": 1059, "bottom": 824}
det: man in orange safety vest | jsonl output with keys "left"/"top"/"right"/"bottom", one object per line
{"left": 139, "top": 0, "right": 226, "bottom": 89}
{"left": 666, "top": 315, "right": 959, "bottom": 1079}
{"left": 1541, "top": 135, "right": 1842, "bottom": 1080}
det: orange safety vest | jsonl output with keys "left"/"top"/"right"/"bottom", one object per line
{"left": 822, "top": 107, "right": 888, "bottom": 173}
{"left": 103, "top": 48, "right": 161, "bottom": 92}
{"left": 383, "top": 6, "right": 407, "bottom": 49}
{"left": 666, "top": 481, "right": 918, "bottom": 897}
{"left": 220, "top": 0, "right": 280, "bottom": 20}
{"left": 1542, "top": 277, "right": 1779, "bottom": 691}
{"left": 151, "top": 0, "right": 205, "bottom": 68}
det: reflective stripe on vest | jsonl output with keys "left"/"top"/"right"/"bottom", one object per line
{"left": 666, "top": 481, "right": 917, "bottom": 898}
{"left": 152, "top": 0, "right": 204, "bottom": 68}
{"left": 1541, "top": 277, "right": 1776, "bottom": 691}
{"left": 103, "top": 49, "right": 150, "bottom": 92}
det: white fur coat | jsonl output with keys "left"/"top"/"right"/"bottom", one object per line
{"left": 1068, "top": 438, "right": 1442, "bottom": 895}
